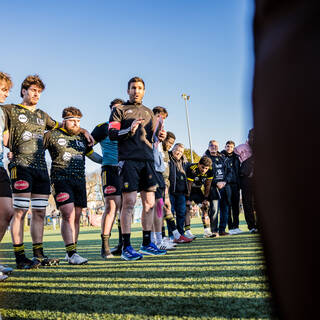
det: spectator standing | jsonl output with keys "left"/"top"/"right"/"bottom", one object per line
{"left": 234, "top": 129, "right": 257, "bottom": 233}
{"left": 168, "top": 143, "right": 189, "bottom": 237}
{"left": 204, "top": 140, "right": 231, "bottom": 236}
{"left": 221, "top": 141, "right": 242, "bottom": 234}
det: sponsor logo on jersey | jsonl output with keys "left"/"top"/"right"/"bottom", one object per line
{"left": 56, "top": 192, "right": 70, "bottom": 202}
{"left": 104, "top": 185, "right": 117, "bottom": 194}
{"left": 37, "top": 118, "right": 44, "bottom": 126}
{"left": 76, "top": 140, "right": 85, "bottom": 148}
{"left": 62, "top": 152, "right": 72, "bottom": 161}
{"left": 18, "top": 114, "right": 28, "bottom": 123}
{"left": 124, "top": 182, "right": 129, "bottom": 189}
{"left": 58, "top": 138, "right": 67, "bottom": 146}
{"left": 14, "top": 180, "right": 29, "bottom": 190}
{"left": 22, "top": 131, "right": 32, "bottom": 141}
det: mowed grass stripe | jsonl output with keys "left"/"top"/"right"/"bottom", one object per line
{"left": 0, "top": 216, "right": 273, "bottom": 319}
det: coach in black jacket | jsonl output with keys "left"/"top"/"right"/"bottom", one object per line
{"left": 204, "top": 140, "right": 232, "bottom": 236}
{"left": 221, "top": 140, "right": 242, "bottom": 235}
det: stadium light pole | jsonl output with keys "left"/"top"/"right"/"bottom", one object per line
{"left": 181, "top": 93, "right": 193, "bottom": 163}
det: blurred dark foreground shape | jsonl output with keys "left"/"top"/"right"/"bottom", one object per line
{"left": 253, "top": 0, "right": 317, "bottom": 319}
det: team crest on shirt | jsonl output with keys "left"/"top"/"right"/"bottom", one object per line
{"left": 37, "top": 118, "right": 45, "bottom": 126}
{"left": 58, "top": 138, "right": 67, "bottom": 146}
{"left": 62, "top": 152, "right": 72, "bottom": 161}
{"left": 18, "top": 114, "right": 28, "bottom": 123}
{"left": 22, "top": 131, "right": 32, "bottom": 141}
{"left": 124, "top": 182, "right": 129, "bottom": 189}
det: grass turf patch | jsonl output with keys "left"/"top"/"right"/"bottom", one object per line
{"left": 0, "top": 216, "right": 274, "bottom": 320}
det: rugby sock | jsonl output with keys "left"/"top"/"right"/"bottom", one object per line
{"left": 151, "top": 232, "right": 156, "bottom": 243}
{"left": 122, "top": 234, "right": 131, "bottom": 249}
{"left": 101, "top": 234, "right": 110, "bottom": 252}
{"left": 156, "top": 232, "right": 162, "bottom": 244}
{"left": 142, "top": 230, "right": 151, "bottom": 246}
{"left": 32, "top": 243, "right": 44, "bottom": 258}
{"left": 66, "top": 243, "right": 77, "bottom": 258}
{"left": 13, "top": 244, "right": 26, "bottom": 261}
{"left": 166, "top": 217, "right": 177, "bottom": 234}
{"left": 172, "top": 229, "right": 181, "bottom": 240}
{"left": 162, "top": 226, "right": 166, "bottom": 238}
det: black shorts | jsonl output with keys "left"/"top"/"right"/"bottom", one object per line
{"left": 120, "top": 160, "right": 157, "bottom": 193}
{"left": 190, "top": 189, "right": 205, "bottom": 204}
{"left": 9, "top": 165, "right": 50, "bottom": 195}
{"left": 52, "top": 179, "right": 87, "bottom": 208}
{"left": 155, "top": 171, "right": 165, "bottom": 200}
{"left": 0, "top": 167, "right": 12, "bottom": 198}
{"left": 101, "top": 165, "right": 122, "bottom": 196}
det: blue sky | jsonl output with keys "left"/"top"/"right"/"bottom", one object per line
{"left": 2, "top": 0, "right": 255, "bottom": 173}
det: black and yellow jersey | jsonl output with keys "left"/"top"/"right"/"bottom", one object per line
{"left": 3, "top": 104, "right": 58, "bottom": 170}
{"left": 186, "top": 163, "right": 213, "bottom": 188}
{"left": 44, "top": 128, "right": 93, "bottom": 181}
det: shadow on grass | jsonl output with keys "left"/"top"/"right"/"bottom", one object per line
{"left": 0, "top": 291, "right": 272, "bottom": 319}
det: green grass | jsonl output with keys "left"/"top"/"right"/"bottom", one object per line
{"left": 0, "top": 216, "right": 274, "bottom": 320}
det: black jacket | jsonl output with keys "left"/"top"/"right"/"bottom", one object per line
{"left": 220, "top": 150, "right": 240, "bottom": 186}
{"left": 204, "top": 150, "right": 232, "bottom": 200}
{"left": 168, "top": 151, "right": 189, "bottom": 195}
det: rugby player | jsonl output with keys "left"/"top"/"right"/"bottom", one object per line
{"left": 44, "top": 107, "right": 102, "bottom": 265}
{"left": 109, "top": 76, "right": 167, "bottom": 260}
{"left": 0, "top": 72, "right": 14, "bottom": 280}
{"left": 91, "top": 98, "right": 124, "bottom": 258}
{"left": 2, "top": 75, "right": 94, "bottom": 269}
{"left": 185, "top": 156, "right": 214, "bottom": 238}
{"left": 151, "top": 107, "right": 175, "bottom": 250}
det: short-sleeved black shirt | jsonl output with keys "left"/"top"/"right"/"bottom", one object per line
{"left": 44, "top": 128, "right": 93, "bottom": 181}
{"left": 186, "top": 163, "right": 214, "bottom": 189}
{"left": 3, "top": 104, "right": 58, "bottom": 170}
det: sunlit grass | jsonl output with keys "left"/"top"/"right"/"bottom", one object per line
{"left": 0, "top": 215, "right": 273, "bottom": 319}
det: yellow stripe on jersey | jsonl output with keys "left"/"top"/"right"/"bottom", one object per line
{"left": 187, "top": 177, "right": 194, "bottom": 181}
{"left": 11, "top": 167, "right": 17, "bottom": 179}
{"left": 97, "top": 123, "right": 105, "bottom": 127}
{"left": 86, "top": 150, "right": 93, "bottom": 156}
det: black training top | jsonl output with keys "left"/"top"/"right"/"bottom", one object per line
{"left": 3, "top": 104, "right": 58, "bottom": 170}
{"left": 44, "top": 128, "right": 93, "bottom": 181}
{"left": 108, "top": 101, "right": 155, "bottom": 161}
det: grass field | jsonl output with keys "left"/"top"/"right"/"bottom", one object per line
{"left": 0, "top": 216, "right": 274, "bottom": 320}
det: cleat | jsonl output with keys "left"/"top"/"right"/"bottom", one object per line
{"left": 174, "top": 235, "right": 192, "bottom": 243}
{"left": 219, "top": 231, "right": 230, "bottom": 236}
{"left": 185, "top": 230, "right": 197, "bottom": 239}
{"left": 16, "top": 257, "right": 41, "bottom": 270}
{"left": 0, "top": 264, "right": 13, "bottom": 275}
{"left": 34, "top": 256, "right": 60, "bottom": 266}
{"left": 0, "top": 272, "right": 8, "bottom": 281}
{"left": 249, "top": 228, "right": 258, "bottom": 234}
{"left": 67, "top": 253, "right": 88, "bottom": 265}
{"left": 139, "top": 242, "right": 167, "bottom": 255}
{"left": 64, "top": 253, "right": 69, "bottom": 261}
{"left": 121, "top": 246, "right": 143, "bottom": 261}
{"left": 101, "top": 248, "right": 114, "bottom": 259}
{"left": 156, "top": 240, "right": 176, "bottom": 251}
{"left": 203, "top": 228, "right": 214, "bottom": 238}
{"left": 110, "top": 244, "right": 123, "bottom": 256}
{"left": 228, "top": 229, "right": 236, "bottom": 235}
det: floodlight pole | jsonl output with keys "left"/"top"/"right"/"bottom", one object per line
{"left": 181, "top": 93, "right": 193, "bottom": 163}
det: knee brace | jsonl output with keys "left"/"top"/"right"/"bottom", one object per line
{"left": 31, "top": 198, "right": 48, "bottom": 210}
{"left": 13, "top": 197, "right": 30, "bottom": 210}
